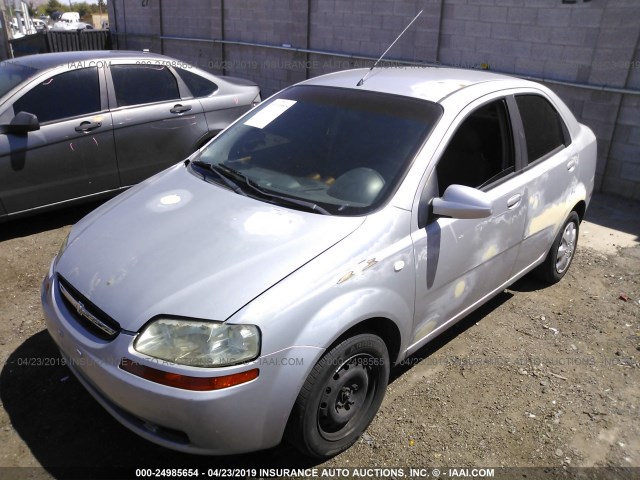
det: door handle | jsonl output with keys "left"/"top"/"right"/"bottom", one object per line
{"left": 567, "top": 157, "right": 578, "bottom": 171}
{"left": 75, "top": 121, "right": 101, "bottom": 132}
{"left": 170, "top": 104, "right": 192, "bottom": 114}
{"left": 507, "top": 194, "right": 522, "bottom": 209}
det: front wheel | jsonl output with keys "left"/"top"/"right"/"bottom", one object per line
{"left": 535, "top": 211, "right": 580, "bottom": 284}
{"left": 286, "top": 333, "right": 389, "bottom": 458}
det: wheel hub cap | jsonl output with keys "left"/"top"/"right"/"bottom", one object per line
{"left": 317, "top": 354, "right": 377, "bottom": 440}
{"left": 556, "top": 222, "right": 577, "bottom": 274}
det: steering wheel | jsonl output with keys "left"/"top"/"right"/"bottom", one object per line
{"left": 327, "top": 168, "right": 385, "bottom": 205}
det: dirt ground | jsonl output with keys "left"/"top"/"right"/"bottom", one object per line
{"left": 0, "top": 194, "right": 638, "bottom": 480}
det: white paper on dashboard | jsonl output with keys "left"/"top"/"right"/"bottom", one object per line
{"left": 244, "top": 99, "right": 297, "bottom": 129}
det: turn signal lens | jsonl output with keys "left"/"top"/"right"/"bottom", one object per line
{"left": 119, "top": 358, "right": 259, "bottom": 391}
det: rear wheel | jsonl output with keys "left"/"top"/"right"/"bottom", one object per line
{"left": 286, "top": 333, "right": 389, "bottom": 458}
{"left": 535, "top": 211, "right": 579, "bottom": 284}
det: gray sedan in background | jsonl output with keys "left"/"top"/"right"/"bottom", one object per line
{"left": 42, "top": 67, "right": 596, "bottom": 458}
{"left": 0, "top": 51, "right": 261, "bottom": 221}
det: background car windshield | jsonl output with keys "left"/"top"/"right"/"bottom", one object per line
{"left": 196, "top": 85, "right": 441, "bottom": 215}
{"left": 0, "top": 62, "right": 38, "bottom": 98}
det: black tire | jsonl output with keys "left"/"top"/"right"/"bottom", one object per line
{"left": 286, "top": 333, "right": 390, "bottom": 459}
{"left": 535, "top": 211, "right": 580, "bottom": 284}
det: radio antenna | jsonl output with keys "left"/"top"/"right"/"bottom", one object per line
{"left": 356, "top": 9, "right": 423, "bottom": 87}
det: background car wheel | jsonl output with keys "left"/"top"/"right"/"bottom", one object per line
{"left": 535, "top": 211, "right": 580, "bottom": 284}
{"left": 286, "top": 333, "right": 389, "bottom": 459}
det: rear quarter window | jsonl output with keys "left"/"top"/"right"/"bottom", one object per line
{"left": 175, "top": 68, "right": 218, "bottom": 97}
{"left": 516, "top": 94, "right": 569, "bottom": 164}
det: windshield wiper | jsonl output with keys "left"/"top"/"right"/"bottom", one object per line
{"left": 190, "top": 160, "right": 247, "bottom": 196}
{"left": 216, "top": 164, "right": 331, "bottom": 215}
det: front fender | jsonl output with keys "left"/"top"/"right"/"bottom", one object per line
{"left": 229, "top": 208, "right": 416, "bottom": 363}
{"left": 294, "top": 286, "right": 412, "bottom": 358}
{"left": 240, "top": 285, "right": 413, "bottom": 447}
{"left": 233, "top": 269, "right": 414, "bottom": 360}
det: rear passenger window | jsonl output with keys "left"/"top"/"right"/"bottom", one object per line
{"left": 111, "top": 64, "right": 180, "bottom": 107}
{"left": 14, "top": 67, "right": 100, "bottom": 123}
{"left": 516, "top": 95, "right": 567, "bottom": 163}
{"left": 175, "top": 67, "right": 218, "bottom": 97}
{"left": 436, "top": 99, "right": 515, "bottom": 196}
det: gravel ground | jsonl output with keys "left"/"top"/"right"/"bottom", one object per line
{"left": 0, "top": 196, "right": 638, "bottom": 480}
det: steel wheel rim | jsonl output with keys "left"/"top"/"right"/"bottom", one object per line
{"left": 317, "top": 353, "right": 379, "bottom": 441}
{"left": 556, "top": 221, "right": 577, "bottom": 274}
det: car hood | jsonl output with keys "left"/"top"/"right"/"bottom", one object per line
{"left": 56, "top": 164, "right": 364, "bottom": 331}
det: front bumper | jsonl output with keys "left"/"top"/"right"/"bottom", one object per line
{"left": 41, "top": 262, "right": 322, "bottom": 455}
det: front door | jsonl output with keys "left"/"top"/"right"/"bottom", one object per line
{"left": 410, "top": 97, "right": 527, "bottom": 348}
{"left": 0, "top": 66, "right": 118, "bottom": 216}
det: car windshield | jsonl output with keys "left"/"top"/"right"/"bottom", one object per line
{"left": 0, "top": 62, "right": 38, "bottom": 99}
{"left": 192, "top": 85, "right": 442, "bottom": 215}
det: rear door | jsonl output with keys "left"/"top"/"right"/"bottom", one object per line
{"left": 0, "top": 66, "right": 118, "bottom": 216}
{"left": 107, "top": 62, "right": 208, "bottom": 186}
{"left": 173, "top": 67, "right": 256, "bottom": 137}
{"left": 510, "top": 93, "right": 576, "bottom": 274}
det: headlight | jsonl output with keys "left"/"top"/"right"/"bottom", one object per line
{"left": 134, "top": 318, "right": 260, "bottom": 368}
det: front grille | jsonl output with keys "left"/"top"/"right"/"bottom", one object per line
{"left": 57, "top": 275, "right": 121, "bottom": 341}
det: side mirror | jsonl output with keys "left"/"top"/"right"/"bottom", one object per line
{"left": 3, "top": 111, "right": 40, "bottom": 135}
{"left": 432, "top": 184, "right": 493, "bottom": 219}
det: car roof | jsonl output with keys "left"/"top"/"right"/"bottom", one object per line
{"left": 300, "top": 67, "right": 533, "bottom": 104}
{"left": 3, "top": 50, "right": 170, "bottom": 71}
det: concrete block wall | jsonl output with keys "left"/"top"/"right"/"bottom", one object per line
{"left": 310, "top": 0, "right": 441, "bottom": 61}
{"left": 109, "top": 0, "right": 162, "bottom": 53}
{"left": 603, "top": 94, "right": 640, "bottom": 199}
{"left": 108, "top": 0, "right": 640, "bottom": 200}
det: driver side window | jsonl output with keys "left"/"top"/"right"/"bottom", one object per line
{"left": 13, "top": 67, "right": 101, "bottom": 124}
{"left": 436, "top": 99, "right": 514, "bottom": 196}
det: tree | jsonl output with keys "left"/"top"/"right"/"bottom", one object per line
{"left": 27, "top": 1, "right": 37, "bottom": 17}
{"left": 45, "top": 0, "right": 65, "bottom": 16}
{"left": 89, "top": 1, "right": 107, "bottom": 15}
{"left": 75, "top": 1, "right": 92, "bottom": 18}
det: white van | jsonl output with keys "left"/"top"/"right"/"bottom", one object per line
{"left": 60, "top": 12, "right": 79, "bottom": 22}
{"left": 52, "top": 12, "right": 83, "bottom": 31}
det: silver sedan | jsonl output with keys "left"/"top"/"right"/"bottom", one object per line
{"left": 42, "top": 66, "right": 596, "bottom": 458}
